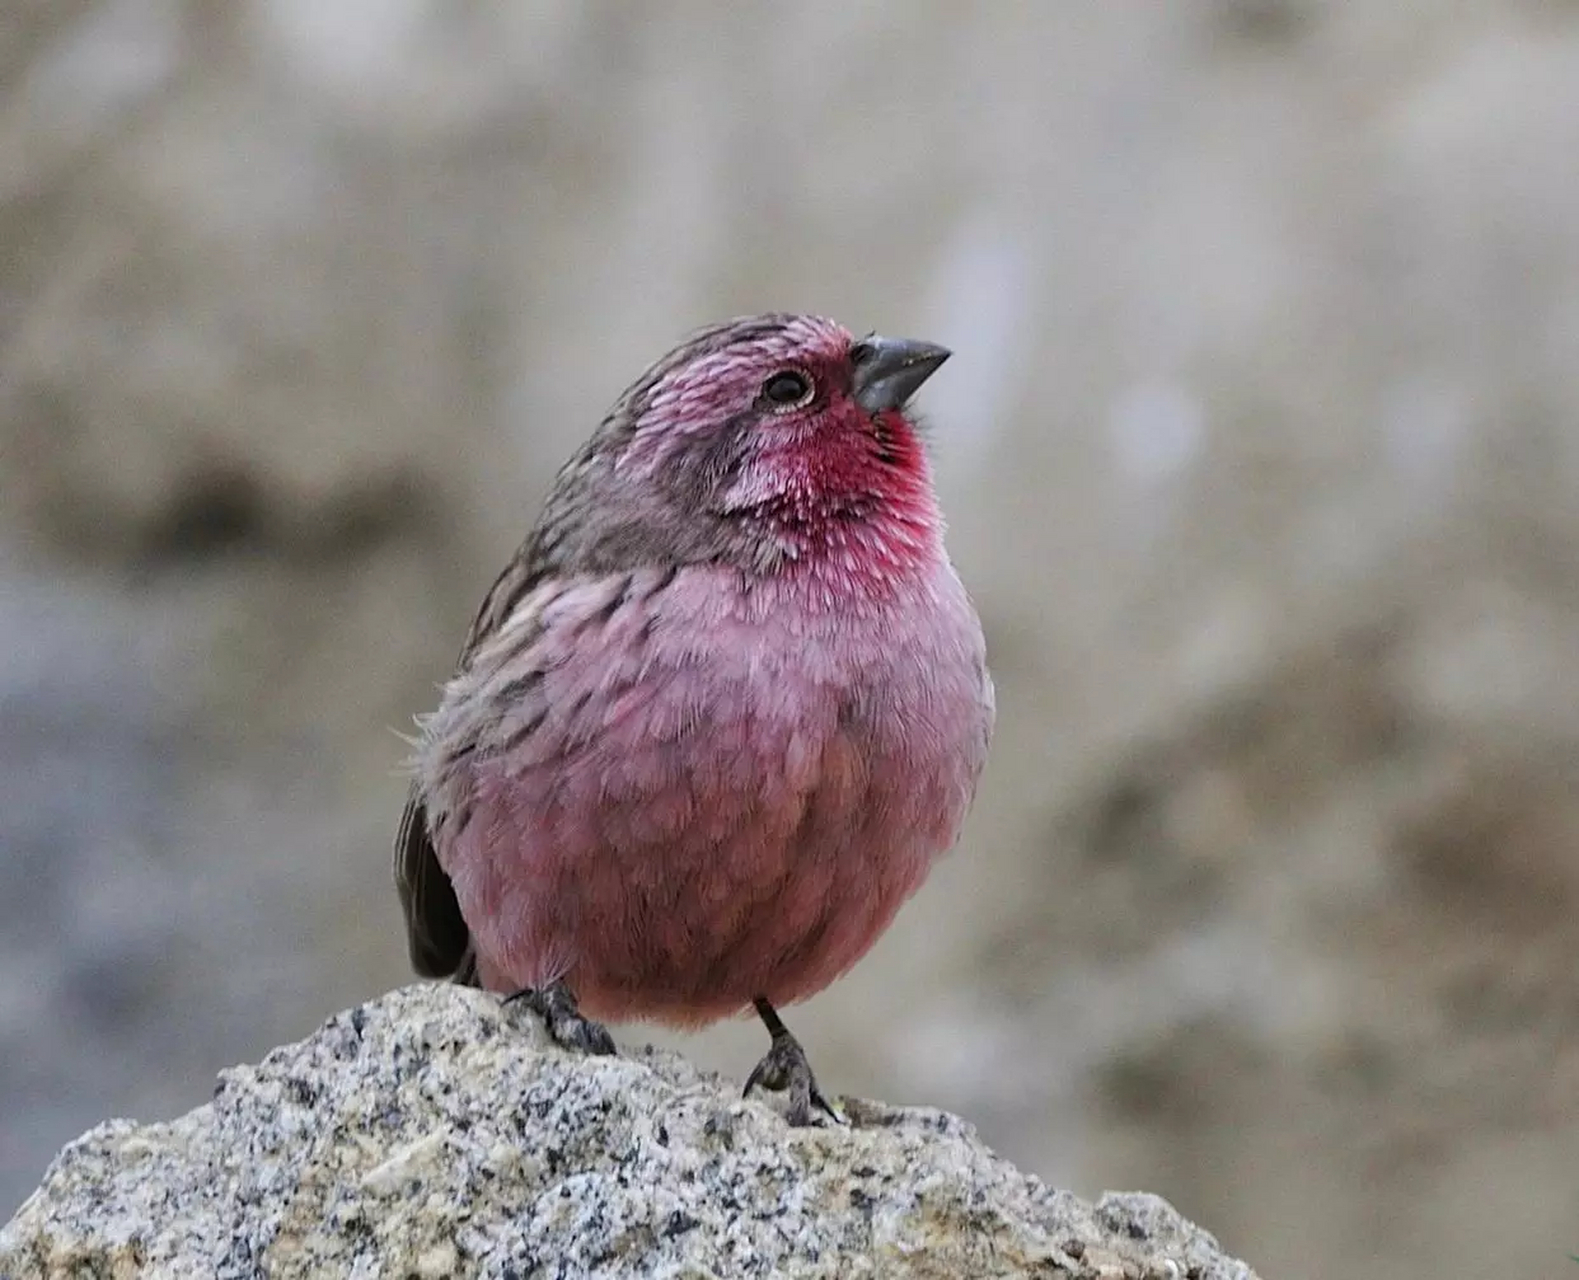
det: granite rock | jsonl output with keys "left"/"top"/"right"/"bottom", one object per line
{"left": 0, "top": 983, "right": 1258, "bottom": 1279}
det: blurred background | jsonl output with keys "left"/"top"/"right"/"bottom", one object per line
{"left": 3, "top": 2, "right": 1578, "bottom": 1275}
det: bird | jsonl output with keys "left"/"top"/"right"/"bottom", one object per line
{"left": 396, "top": 312, "right": 994, "bottom": 1124}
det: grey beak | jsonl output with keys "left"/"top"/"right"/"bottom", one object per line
{"left": 850, "top": 335, "right": 952, "bottom": 413}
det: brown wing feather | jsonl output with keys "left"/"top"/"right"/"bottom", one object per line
{"left": 393, "top": 541, "right": 551, "bottom": 984}
{"left": 392, "top": 369, "right": 673, "bottom": 982}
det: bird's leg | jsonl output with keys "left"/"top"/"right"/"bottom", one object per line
{"left": 743, "top": 997, "right": 840, "bottom": 1126}
{"left": 503, "top": 980, "right": 616, "bottom": 1056}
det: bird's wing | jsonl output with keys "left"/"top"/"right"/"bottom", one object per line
{"left": 393, "top": 545, "right": 550, "bottom": 985}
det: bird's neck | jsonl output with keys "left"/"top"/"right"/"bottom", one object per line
{"left": 734, "top": 423, "right": 945, "bottom": 602}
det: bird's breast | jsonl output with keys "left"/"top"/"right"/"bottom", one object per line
{"left": 434, "top": 558, "right": 993, "bottom": 1022}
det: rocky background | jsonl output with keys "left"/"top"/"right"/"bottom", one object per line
{"left": 3, "top": 4, "right": 1578, "bottom": 1278}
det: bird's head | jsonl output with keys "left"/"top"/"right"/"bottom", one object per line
{"left": 588, "top": 314, "right": 951, "bottom": 582}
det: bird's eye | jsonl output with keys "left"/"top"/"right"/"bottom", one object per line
{"left": 761, "top": 369, "right": 813, "bottom": 408}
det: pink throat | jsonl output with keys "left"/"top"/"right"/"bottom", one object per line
{"left": 744, "top": 414, "right": 943, "bottom": 599}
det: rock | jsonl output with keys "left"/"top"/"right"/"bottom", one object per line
{"left": 0, "top": 984, "right": 1258, "bottom": 1279}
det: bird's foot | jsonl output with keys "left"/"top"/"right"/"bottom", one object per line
{"left": 503, "top": 981, "right": 616, "bottom": 1056}
{"left": 744, "top": 1027, "right": 841, "bottom": 1127}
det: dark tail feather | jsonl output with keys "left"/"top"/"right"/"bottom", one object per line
{"left": 393, "top": 795, "right": 475, "bottom": 981}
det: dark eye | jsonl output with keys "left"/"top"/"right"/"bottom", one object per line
{"left": 761, "top": 369, "right": 813, "bottom": 408}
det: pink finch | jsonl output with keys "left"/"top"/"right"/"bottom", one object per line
{"left": 396, "top": 313, "right": 994, "bottom": 1123}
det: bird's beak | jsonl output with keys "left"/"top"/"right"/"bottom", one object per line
{"left": 850, "top": 335, "right": 952, "bottom": 413}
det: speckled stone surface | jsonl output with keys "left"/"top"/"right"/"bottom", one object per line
{"left": 0, "top": 984, "right": 1260, "bottom": 1278}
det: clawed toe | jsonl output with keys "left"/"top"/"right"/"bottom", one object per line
{"left": 744, "top": 1033, "right": 839, "bottom": 1126}
{"left": 503, "top": 981, "right": 616, "bottom": 1056}
{"left": 744, "top": 1000, "right": 841, "bottom": 1127}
